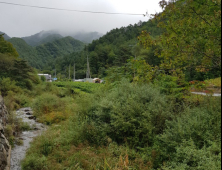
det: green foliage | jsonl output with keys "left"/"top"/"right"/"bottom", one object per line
{"left": 7, "top": 38, "right": 41, "bottom": 68}
{"left": 158, "top": 97, "right": 221, "bottom": 169}
{"left": 0, "top": 57, "right": 39, "bottom": 93}
{"left": 154, "top": 74, "right": 189, "bottom": 101}
{"left": 54, "top": 81, "right": 102, "bottom": 93}
{"left": 4, "top": 91, "right": 30, "bottom": 112}
{"left": 0, "top": 34, "right": 18, "bottom": 57}
{"left": 0, "top": 31, "right": 11, "bottom": 40}
{"left": 22, "top": 115, "right": 151, "bottom": 170}
{"left": 8, "top": 36, "right": 85, "bottom": 69}
{"left": 30, "top": 88, "right": 77, "bottom": 125}
{"left": 0, "top": 35, "right": 40, "bottom": 95}
{"left": 105, "top": 58, "right": 159, "bottom": 84}
{"left": 0, "top": 78, "right": 22, "bottom": 97}
{"left": 21, "top": 154, "right": 47, "bottom": 170}
{"left": 41, "top": 75, "right": 46, "bottom": 82}
{"left": 5, "top": 111, "right": 32, "bottom": 146}
{"left": 162, "top": 139, "right": 221, "bottom": 170}
{"left": 50, "top": 20, "right": 162, "bottom": 79}
{"left": 82, "top": 80, "right": 173, "bottom": 147}
{"left": 23, "top": 33, "right": 63, "bottom": 47}
{"left": 31, "top": 93, "right": 62, "bottom": 116}
{"left": 139, "top": 0, "right": 221, "bottom": 80}
{"left": 205, "top": 77, "right": 221, "bottom": 88}
{"left": 21, "top": 79, "right": 221, "bottom": 170}
{"left": 21, "top": 115, "right": 85, "bottom": 170}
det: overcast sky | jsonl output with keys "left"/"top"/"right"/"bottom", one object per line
{"left": 0, "top": 0, "right": 162, "bottom": 37}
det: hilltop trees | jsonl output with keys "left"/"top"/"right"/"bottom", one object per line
{"left": 0, "top": 34, "right": 18, "bottom": 57}
{"left": 139, "top": 0, "right": 221, "bottom": 80}
{"left": 0, "top": 35, "right": 39, "bottom": 96}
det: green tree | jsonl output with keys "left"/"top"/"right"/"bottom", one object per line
{"left": 0, "top": 34, "right": 18, "bottom": 57}
{"left": 0, "top": 34, "right": 40, "bottom": 93}
{"left": 139, "top": 0, "right": 221, "bottom": 80}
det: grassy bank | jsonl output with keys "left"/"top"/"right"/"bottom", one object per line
{"left": 21, "top": 80, "right": 221, "bottom": 170}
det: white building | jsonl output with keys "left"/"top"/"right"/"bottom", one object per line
{"left": 38, "top": 74, "right": 52, "bottom": 82}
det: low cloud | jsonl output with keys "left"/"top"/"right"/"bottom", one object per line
{"left": 0, "top": 0, "right": 162, "bottom": 37}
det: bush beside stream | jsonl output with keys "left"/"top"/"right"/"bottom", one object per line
{"left": 21, "top": 80, "right": 221, "bottom": 170}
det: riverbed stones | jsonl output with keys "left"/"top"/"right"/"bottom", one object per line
{"left": 0, "top": 124, "right": 3, "bottom": 133}
{"left": 10, "top": 108, "right": 46, "bottom": 170}
{"left": 25, "top": 111, "right": 33, "bottom": 115}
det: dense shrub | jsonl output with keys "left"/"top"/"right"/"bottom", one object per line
{"left": 31, "top": 93, "right": 76, "bottom": 124}
{"left": 22, "top": 80, "right": 221, "bottom": 170}
{"left": 21, "top": 154, "right": 47, "bottom": 170}
{"left": 158, "top": 97, "right": 221, "bottom": 169}
{"left": 154, "top": 75, "right": 189, "bottom": 101}
{"left": 83, "top": 80, "right": 174, "bottom": 148}
{"left": 32, "top": 93, "right": 62, "bottom": 116}
{"left": 0, "top": 77, "right": 22, "bottom": 97}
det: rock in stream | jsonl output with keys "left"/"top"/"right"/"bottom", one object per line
{"left": 10, "top": 108, "right": 45, "bottom": 170}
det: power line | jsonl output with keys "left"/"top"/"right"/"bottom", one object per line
{"left": 0, "top": 1, "right": 145, "bottom": 16}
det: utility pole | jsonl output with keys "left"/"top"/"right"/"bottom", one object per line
{"left": 73, "top": 63, "right": 75, "bottom": 81}
{"left": 54, "top": 69, "right": 56, "bottom": 81}
{"left": 86, "top": 55, "right": 91, "bottom": 78}
{"left": 69, "top": 65, "right": 70, "bottom": 80}
{"left": 65, "top": 68, "right": 66, "bottom": 78}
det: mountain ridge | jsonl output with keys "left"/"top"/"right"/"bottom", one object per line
{"left": 7, "top": 36, "right": 85, "bottom": 69}
{"left": 0, "top": 31, "right": 11, "bottom": 40}
{"left": 21, "top": 30, "right": 63, "bottom": 47}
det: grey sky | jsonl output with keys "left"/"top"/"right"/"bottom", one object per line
{"left": 0, "top": 0, "right": 162, "bottom": 37}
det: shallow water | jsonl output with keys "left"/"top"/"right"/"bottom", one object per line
{"left": 10, "top": 108, "right": 45, "bottom": 170}
{"left": 191, "top": 92, "right": 221, "bottom": 97}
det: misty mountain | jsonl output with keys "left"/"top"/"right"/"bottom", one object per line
{"left": 71, "top": 32, "right": 103, "bottom": 43}
{"left": 7, "top": 38, "right": 40, "bottom": 67}
{"left": 0, "top": 31, "right": 11, "bottom": 40}
{"left": 37, "top": 34, "right": 63, "bottom": 46}
{"left": 21, "top": 30, "right": 103, "bottom": 46}
{"left": 8, "top": 36, "right": 85, "bottom": 69}
{"left": 52, "top": 19, "right": 163, "bottom": 79}
{"left": 21, "top": 30, "right": 63, "bottom": 47}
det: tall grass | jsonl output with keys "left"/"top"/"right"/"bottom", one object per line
{"left": 22, "top": 80, "right": 221, "bottom": 170}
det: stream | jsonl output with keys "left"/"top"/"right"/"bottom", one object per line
{"left": 10, "top": 107, "right": 46, "bottom": 170}
{"left": 191, "top": 92, "right": 221, "bottom": 97}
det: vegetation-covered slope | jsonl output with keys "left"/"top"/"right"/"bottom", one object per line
{"left": 51, "top": 19, "right": 163, "bottom": 79}
{"left": 21, "top": 30, "right": 63, "bottom": 47}
{"left": 0, "top": 35, "right": 40, "bottom": 96}
{"left": 0, "top": 31, "right": 11, "bottom": 40}
{"left": 0, "top": 0, "right": 221, "bottom": 169}
{"left": 7, "top": 38, "right": 40, "bottom": 68}
{"left": 37, "top": 34, "right": 63, "bottom": 46}
{"left": 71, "top": 31, "right": 103, "bottom": 43}
{"left": 8, "top": 36, "right": 85, "bottom": 70}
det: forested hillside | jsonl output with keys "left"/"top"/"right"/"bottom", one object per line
{"left": 37, "top": 34, "right": 63, "bottom": 46}
{"left": 0, "top": 34, "right": 40, "bottom": 96}
{"left": 0, "top": 0, "right": 221, "bottom": 170}
{"left": 53, "top": 0, "right": 221, "bottom": 81}
{"left": 52, "top": 19, "right": 163, "bottom": 79}
{"left": 8, "top": 36, "right": 85, "bottom": 69}
{"left": 0, "top": 31, "right": 11, "bottom": 40}
{"left": 21, "top": 30, "right": 63, "bottom": 47}
{"left": 71, "top": 31, "right": 103, "bottom": 43}
{"left": 7, "top": 38, "right": 40, "bottom": 68}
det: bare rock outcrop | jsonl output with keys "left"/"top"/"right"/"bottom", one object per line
{"left": 0, "top": 96, "right": 11, "bottom": 170}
